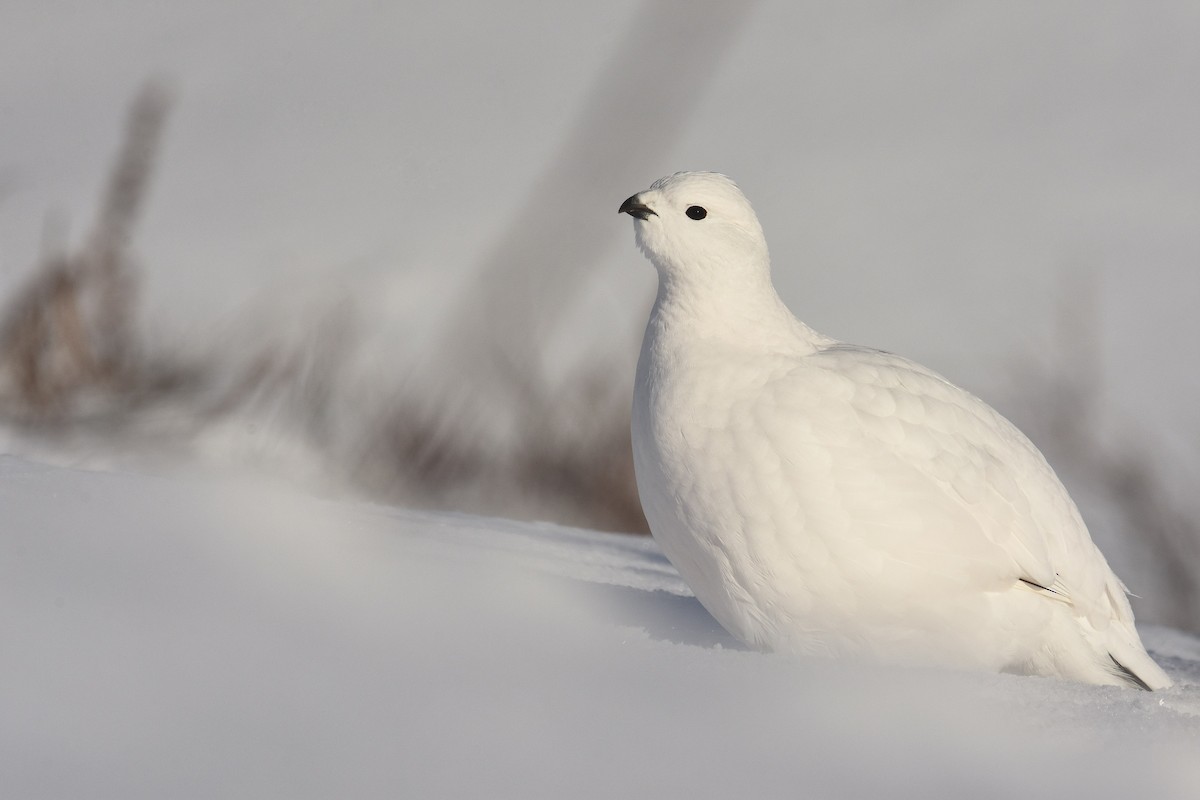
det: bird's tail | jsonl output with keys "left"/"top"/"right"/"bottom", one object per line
{"left": 1105, "top": 627, "right": 1172, "bottom": 690}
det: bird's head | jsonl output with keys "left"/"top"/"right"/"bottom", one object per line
{"left": 619, "top": 171, "right": 770, "bottom": 285}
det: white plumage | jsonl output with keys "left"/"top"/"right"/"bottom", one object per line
{"left": 621, "top": 171, "right": 1170, "bottom": 689}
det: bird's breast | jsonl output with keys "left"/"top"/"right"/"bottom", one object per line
{"left": 633, "top": 339, "right": 831, "bottom": 645}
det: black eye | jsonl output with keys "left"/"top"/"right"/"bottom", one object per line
{"left": 685, "top": 206, "right": 707, "bottom": 220}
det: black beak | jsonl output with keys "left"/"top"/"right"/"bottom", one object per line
{"left": 619, "top": 193, "right": 656, "bottom": 220}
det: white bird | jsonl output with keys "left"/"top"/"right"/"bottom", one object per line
{"left": 621, "top": 171, "right": 1171, "bottom": 689}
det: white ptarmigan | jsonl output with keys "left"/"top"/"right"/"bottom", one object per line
{"left": 621, "top": 171, "right": 1171, "bottom": 689}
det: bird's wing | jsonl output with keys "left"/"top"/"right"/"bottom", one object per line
{"left": 764, "top": 343, "right": 1129, "bottom": 627}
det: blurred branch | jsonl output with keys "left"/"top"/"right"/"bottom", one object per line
{"left": 418, "top": 0, "right": 762, "bottom": 532}
{"left": 87, "top": 81, "right": 170, "bottom": 366}
{"left": 0, "top": 81, "right": 170, "bottom": 416}
{"left": 444, "top": 0, "right": 762, "bottom": 415}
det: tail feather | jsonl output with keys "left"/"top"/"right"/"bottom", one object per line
{"left": 1109, "top": 654, "right": 1155, "bottom": 691}
{"left": 1104, "top": 631, "right": 1172, "bottom": 691}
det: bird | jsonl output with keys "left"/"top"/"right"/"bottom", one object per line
{"left": 620, "top": 171, "right": 1171, "bottom": 689}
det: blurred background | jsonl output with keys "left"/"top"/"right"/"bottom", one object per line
{"left": 1, "top": 1, "right": 1197, "bottom": 629}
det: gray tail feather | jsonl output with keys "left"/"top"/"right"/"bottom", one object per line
{"left": 1109, "top": 654, "right": 1154, "bottom": 691}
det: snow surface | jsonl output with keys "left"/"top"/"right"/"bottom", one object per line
{"left": 3, "top": 456, "right": 1200, "bottom": 798}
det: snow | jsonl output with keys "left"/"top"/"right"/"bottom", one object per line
{"left": 3, "top": 456, "right": 1199, "bottom": 798}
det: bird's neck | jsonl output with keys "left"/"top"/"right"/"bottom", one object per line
{"left": 648, "top": 257, "right": 825, "bottom": 355}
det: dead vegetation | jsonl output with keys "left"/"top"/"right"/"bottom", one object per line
{"left": 0, "top": 81, "right": 650, "bottom": 533}
{"left": 0, "top": 3, "right": 766, "bottom": 533}
{"left": 0, "top": 82, "right": 174, "bottom": 422}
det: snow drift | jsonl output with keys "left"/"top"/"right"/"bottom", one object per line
{"left": 3, "top": 457, "right": 1199, "bottom": 798}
